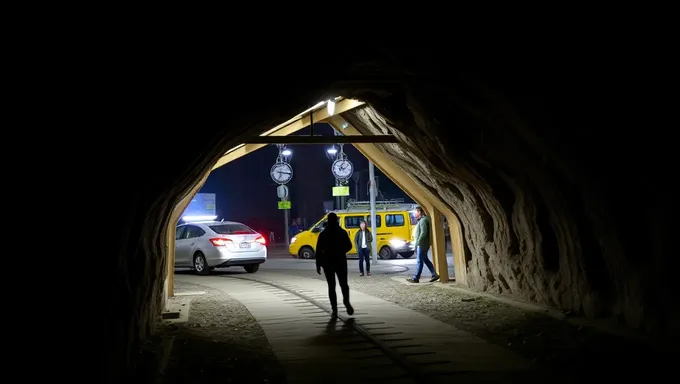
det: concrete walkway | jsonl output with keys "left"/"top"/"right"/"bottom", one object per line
{"left": 178, "top": 272, "right": 533, "bottom": 382}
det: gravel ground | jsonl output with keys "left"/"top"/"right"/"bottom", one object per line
{"left": 158, "top": 280, "right": 285, "bottom": 383}
{"left": 277, "top": 268, "right": 666, "bottom": 381}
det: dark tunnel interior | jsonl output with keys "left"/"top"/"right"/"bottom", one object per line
{"left": 75, "top": 45, "right": 674, "bottom": 381}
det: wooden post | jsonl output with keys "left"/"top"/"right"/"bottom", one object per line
{"left": 429, "top": 208, "right": 449, "bottom": 282}
{"left": 445, "top": 212, "right": 465, "bottom": 285}
{"left": 166, "top": 172, "right": 210, "bottom": 299}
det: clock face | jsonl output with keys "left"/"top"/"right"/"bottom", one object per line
{"left": 332, "top": 159, "right": 353, "bottom": 180}
{"left": 270, "top": 162, "right": 293, "bottom": 184}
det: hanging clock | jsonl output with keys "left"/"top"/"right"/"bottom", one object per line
{"left": 270, "top": 162, "right": 293, "bottom": 184}
{"left": 331, "top": 158, "right": 353, "bottom": 181}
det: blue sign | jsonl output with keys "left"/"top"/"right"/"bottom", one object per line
{"left": 183, "top": 193, "right": 216, "bottom": 218}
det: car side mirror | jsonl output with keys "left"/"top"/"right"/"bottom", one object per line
{"left": 311, "top": 227, "right": 320, "bottom": 233}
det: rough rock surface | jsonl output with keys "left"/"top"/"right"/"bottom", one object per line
{"left": 92, "top": 46, "right": 673, "bottom": 380}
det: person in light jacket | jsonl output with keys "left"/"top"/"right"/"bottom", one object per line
{"left": 354, "top": 220, "right": 373, "bottom": 276}
{"left": 407, "top": 206, "right": 440, "bottom": 283}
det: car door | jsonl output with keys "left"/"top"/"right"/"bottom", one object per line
{"left": 342, "top": 215, "right": 364, "bottom": 255}
{"left": 174, "top": 225, "right": 190, "bottom": 266}
{"left": 176, "top": 225, "right": 202, "bottom": 266}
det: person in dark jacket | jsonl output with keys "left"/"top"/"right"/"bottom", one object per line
{"left": 407, "top": 206, "right": 440, "bottom": 283}
{"left": 354, "top": 220, "right": 372, "bottom": 276}
{"left": 316, "top": 212, "right": 355, "bottom": 316}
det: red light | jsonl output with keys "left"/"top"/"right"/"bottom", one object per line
{"left": 255, "top": 235, "right": 266, "bottom": 245}
{"left": 210, "top": 238, "right": 231, "bottom": 246}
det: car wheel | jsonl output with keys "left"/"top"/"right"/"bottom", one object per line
{"left": 399, "top": 251, "right": 414, "bottom": 259}
{"left": 379, "top": 246, "right": 396, "bottom": 260}
{"left": 244, "top": 264, "right": 260, "bottom": 273}
{"left": 193, "top": 252, "right": 210, "bottom": 275}
{"left": 299, "top": 246, "right": 315, "bottom": 259}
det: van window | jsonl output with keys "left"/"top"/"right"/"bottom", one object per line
{"left": 344, "top": 215, "right": 364, "bottom": 229}
{"left": 366, "top": 214, "right": 381, "bottom": 228}
{"left": 409, "top": 212, "right": 418, "bottom": 225}
{"left": 313, "top": 220, "right": 327, "bottom": 231}
{"left": 386, "top": 214, "right": 405, "bottom": 227}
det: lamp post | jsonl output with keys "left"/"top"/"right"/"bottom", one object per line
{"left": 325, "top": 145, "right": 340, "bottom": 209}
{"left": 277, "top": 146, "right": 293, "bottom": 245}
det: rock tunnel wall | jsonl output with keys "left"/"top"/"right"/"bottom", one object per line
{"left": 341, "top": 87, "right": 673, "bottom": 334}
{"left": 101, "top": 50, "right": 673, "bottom": 379}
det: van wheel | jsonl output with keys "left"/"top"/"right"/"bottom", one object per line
{"left": 399, "top": 251, "right": 414, "bottom": 259}
{"left": 379, "top": 246, "right": 396, "bottom": 260}
{"left": 244, "top": 264, "right": 259, "bottom": 273}
{"left": 299, "top": 246, "right": 315, "bottom": 259}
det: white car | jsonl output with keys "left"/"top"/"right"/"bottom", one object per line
{"left": 175, "top": 221, "right": 267, "bottom": 274}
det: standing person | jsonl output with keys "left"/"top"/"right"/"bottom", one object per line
{"left": 289, "top": 219, "right": 300, "bottom": 241}
{"left": 315, "top": 212, "right": 355, "bottom": 316}
{"left": 354, "top": 220, "right": 372, "bottom": 276}
{"left": 407, "top": 206, "right": 440, "bottom": 283}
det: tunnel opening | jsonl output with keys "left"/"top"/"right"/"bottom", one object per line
{"left": 154, "top": 113, "right": 469, "bottom": 381}
{"left": 103, "top": 61, "right": 674, "bottom": 382}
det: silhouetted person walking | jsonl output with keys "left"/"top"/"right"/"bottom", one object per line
{"left": 407, "top": 206, "right": 440, "bottom": 283}
{"left": 316, "top": 212, "right": 355, "bottom": 316}
{"left": 354, "top": 220, "right": 372, "bottom": 276}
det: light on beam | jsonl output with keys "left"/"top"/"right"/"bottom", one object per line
{"left": 282, "top": 149, "right": 292, "bottom": 156}
{"left": 327, "top": 147, "right": 337, "bottom": 155}
{"left": 327, "top": 99, "right": 335, "bottom": 116}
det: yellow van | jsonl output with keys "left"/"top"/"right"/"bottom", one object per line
{"left": 289, "top": 201, "right": 418, "bottom": 260}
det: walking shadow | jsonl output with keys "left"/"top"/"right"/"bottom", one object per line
{"left": 305, "top": 315, "right": 356, "bottom": 346}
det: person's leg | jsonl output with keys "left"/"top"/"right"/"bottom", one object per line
{"left": 358, "top": 249, "right": 365, "bottom": 275}
{"left": 336, "top": 262, "right": 354, "bottom": 315}
{"left": 409, "top": 246, "right": 425, "bottom": 282}
{"left": 323, "top": 268, "right": 338, "bottom": 312}
{"left": 421, "top": 248, "right": 440, "bottom": 281}
{"left": 365, "top": 249, "right": 371, "bottom": 275}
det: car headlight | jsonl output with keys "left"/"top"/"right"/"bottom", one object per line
{"left": 389, "top": 239, "right": 406, "bottom": 247}
{"left": 291, "top": 236, "right": 297, "bottom": 244}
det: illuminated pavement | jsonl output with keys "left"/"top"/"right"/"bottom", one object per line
{"left": 176, "top": 271, "right": 537, "bottom": 383}
{"left": 263, "top": 243, "right": 456, "bottom": 279}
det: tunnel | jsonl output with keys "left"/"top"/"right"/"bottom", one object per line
{"left": 97, "top": 46, "right": 673, "bottom": 381}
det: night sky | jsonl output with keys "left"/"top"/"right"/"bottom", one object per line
{"left": 199, "top": 123, "right": 413, "bottom": 241}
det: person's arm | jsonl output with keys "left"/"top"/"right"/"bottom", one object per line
{"left": 416, "top": 218, "right": 429, "bottom": 246}
{"left": 342, "top": 230, "right": 353, "bottom": 254}
{"left": 354, "top": 231, "right": 360, "bottom": 250}
{"left": 315, "top": 232, "right": 326, "bottom": 273}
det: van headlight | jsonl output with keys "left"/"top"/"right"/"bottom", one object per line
{"left": 389, "top": 239, "right": 406, "bottom": 247}
{"left": 291, "top": 236, "right": 297, "bottom": 244}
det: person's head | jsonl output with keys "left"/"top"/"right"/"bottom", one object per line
{"left": 327, "top": 212, "right": 339, "bottom": 227}
{"left": 359, "top": 220, "right": 367, "bottom": 230}
{"left": 414, "top": 206, "right": 425, "bottom": 220}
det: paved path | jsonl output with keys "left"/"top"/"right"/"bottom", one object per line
{"left": 178, "top": 271, "right": 534, "bottom": 383}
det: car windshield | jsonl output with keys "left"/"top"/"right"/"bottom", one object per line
{"left": 209, "top": 223, "right": 256, "bottom": 235}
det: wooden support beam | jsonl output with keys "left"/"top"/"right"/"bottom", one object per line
{"left": 213, "top": 98, "right": 365, "bottom": 170}
{"left": 244, "top": 135, "right": 398, "bottom": 144}
{"left": 430, "top": 210, "right": 449, "bottom": 282}
{"left": 326, "top": 115, "right": 465, "bottom": 285}
{"left": 166, "top": 172, "right": 209, "bottom": 299}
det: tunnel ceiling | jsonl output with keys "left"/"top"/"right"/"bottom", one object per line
{"left": 100, "top": 47, "right": 674, "bottom": 379}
